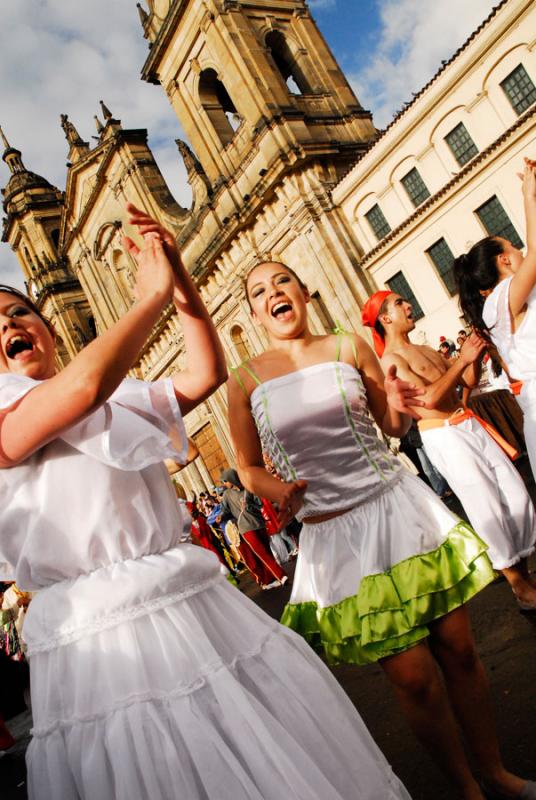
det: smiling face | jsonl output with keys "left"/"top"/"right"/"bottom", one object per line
{"left": 246, "top": 262, "right": 310, "bottom": 340}
{"left": 0, "top": 291, "right": 56, "bottom": 379}
{"left": 379, "top": 293, "right": 415, "bottom": 336}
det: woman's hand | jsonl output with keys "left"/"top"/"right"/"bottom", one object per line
{"left": 274, "top": 479, "right": 308, "bottom": 528}
{"left": 520, "top": 160, "right": 536, "bottom": 204}
{"left": 384, "top": 364, "right": 425, "bottom": 421}
{"left": 126, "top": 202, "right": 182, "bottom": 280}
{"left": 123, "top": 234, "right": 174, "bottom": 306}
{"left": 458, "top": 331, "right": 487, "bottom": 366}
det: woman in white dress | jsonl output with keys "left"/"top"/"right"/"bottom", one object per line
{"left": 227, "top": 260, "right": 536, "bottom": 800}
{"left": 456, "top": 160, "right": 536, "bottom": 481}
{"left": 0, "top": 205, "right": 412, "bottom": 800}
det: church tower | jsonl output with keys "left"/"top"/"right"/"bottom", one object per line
{"left": 138, "top": 0, "right": 377, "bottom": 309}
{"left": 1, "top": 127, "right": 96, "bottom": 366}
{"left": 132, "top": 0, "right": 379, "bottom": 493}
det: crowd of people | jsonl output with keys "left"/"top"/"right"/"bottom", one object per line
{"left": 0, "top": 161, "right": 535, "bottom": 800}
{"left": 184, "top": 470, "right": 299, "bottom": 589}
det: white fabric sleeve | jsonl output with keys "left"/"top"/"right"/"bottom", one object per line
{"left": 0, "top": 374, "right": 188, "bottom": 470}
{"left": 61, "top": 378, "right": 188, "bottom": 470}
{"left": 0, "top": 374, "right": 40, "bottom": 410}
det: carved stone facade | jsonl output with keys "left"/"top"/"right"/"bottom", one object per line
{"left": 8, "top": 1, "right": 530, "bottom": 494}
{"left": 2, "top": 0, "right": 377, "bottom": 495}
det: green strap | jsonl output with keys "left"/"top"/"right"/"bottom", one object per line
{"left": 335, "top": 331, "right": 359, "bottom": 368}
{"left": 230, "top": 366, "right": 247, "bottom": 395}
{"left": 239, "top": 362, "right": 262, "bottom": 385}
{"left": 230, "top": 362, "right": 262, "bottom": 398}
{"left": 335, "top": 331, "right": 343, "bottom": 362}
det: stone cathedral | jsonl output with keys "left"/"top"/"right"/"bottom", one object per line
{"left": 1, "top": 0, "right": 377, "bottom": 494}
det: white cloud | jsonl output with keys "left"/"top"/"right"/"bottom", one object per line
{"left": 348, "top": 0, "right": 497, "bottom": 128}
{"left": 0, "top": 0, "right": 191, "bottom": 287}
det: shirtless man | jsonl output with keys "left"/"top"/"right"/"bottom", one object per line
{"left": 361, "top": 290, "right": 536, "bottom": 610}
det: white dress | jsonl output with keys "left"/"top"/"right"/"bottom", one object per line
{"left": 0, "top": 373, "right": 411, "bottom": 800}
{"left": 247, "top": 361, "right": 494, "bottom": 665}
{"left": 483, "top": 277, "right": 536, "bottom": 479}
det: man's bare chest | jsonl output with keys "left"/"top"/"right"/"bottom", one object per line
{"left": 406, "top": 346, "right": 446, "bottom": 383}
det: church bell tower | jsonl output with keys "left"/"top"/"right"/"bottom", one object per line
{"left": 1, "top": 127, "right": 96, "bottom": 365}
{"left": 138, "top": 0, "right": 377, "bottom": 289}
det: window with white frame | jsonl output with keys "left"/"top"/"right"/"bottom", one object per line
{"left": 500, "top": 64, "right": 536, "bottom": 116}
{"left": 444, "top": 123, "right": 478, "bottom": 167}
{"left": 475, "top": 196, "right": 524, "bottom": 249}
{"left": 400, "top": 167, "right": 430, "bottom": 207}
{"left": 426, "top": 238, "right": 456, "bottom": 295}
{"left": 365, "top": 204, "right": 391, "bottom": 241}
{"left": 387, "top": 271, "right": 424, "bottom": 320}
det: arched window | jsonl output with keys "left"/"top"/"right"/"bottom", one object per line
{"left": 265, "top": 30, "right": 310, "bottom": 95}
{"left": 112, "top": 248, "right": 135, "bottom": 300}
{"left": 230, "top": 324, "right": 250, "bottom": 362}
{"left": 199, "top": 68, "right": 241, "bottom": 146}
{"left": 50, "top": 228, "right": 60, "bottom": 249}
{"left": 87, "top": 315, "right": 97, "bottom": 340}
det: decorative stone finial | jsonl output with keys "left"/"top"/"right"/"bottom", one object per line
{"left": 94, "top": 115, "right": 104, "bottom": 134}
{"left": 137, "top": 2, "right": 149, "bottom": 24}
{"left": 60, "top": 114, "right": 85, "bottom": 146}
{"left": 100, "top": 100, "right": 113, "bottom": 121}
{"left": 0, "top": 126, "right": 10, "bottom": 151}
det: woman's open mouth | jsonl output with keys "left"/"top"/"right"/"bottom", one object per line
{"left": 271, "top": 302, "right": 293, "bottom": 320}
{"left": 6, "top": 335, "right": 34, "bottom": 360}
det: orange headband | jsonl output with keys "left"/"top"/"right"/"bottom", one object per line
{"left": 361, "top": 291, "right": 392, "bottom": 357}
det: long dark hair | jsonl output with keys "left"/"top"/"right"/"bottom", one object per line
{"left": 454, "top": 237, "right": 504, "bottom": 335}
{"left": 0, "top": 284, "right": 54, "bottom": 333}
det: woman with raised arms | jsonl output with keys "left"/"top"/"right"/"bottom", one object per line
{"left": 456, "top": 160, "right": 536, "bottom": 484}
{"left": 0, "top": 205, "right": 413, "bottom": 800}
{"left": 227, "top": 259, "right": 535, "bottom": 800}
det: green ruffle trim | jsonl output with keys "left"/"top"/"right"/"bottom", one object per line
{"left": 281, "top": 521, "right": 495, "bottom": 665}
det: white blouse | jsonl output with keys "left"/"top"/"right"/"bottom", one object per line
{"left": 483, "top": 277, "right": 536, "bottom": 382}
{"left": 0, "top": 375, "right": 189, "bottom": 590}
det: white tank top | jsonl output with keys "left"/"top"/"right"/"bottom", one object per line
{"left": 243, "top": 360, "right": 402, "bottom": 520}
{"left": 483, "top": 277, "right": 536, "bottom": 382}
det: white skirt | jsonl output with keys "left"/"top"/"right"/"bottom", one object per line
{"left": 282, "top": 471, "right": 494, "bottom": 665}
{"left": 23, "top": 546, "right": 410, "bottom": 800}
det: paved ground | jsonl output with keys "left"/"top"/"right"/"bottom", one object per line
{"left": 2, "top": 457, "right": 535, "bottom": 799}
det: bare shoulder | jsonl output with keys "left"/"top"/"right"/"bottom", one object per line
{"left": 336, "top": 332, "right": 371, "bottom": 368}
{"left": 381, "top": 349, "right": 410, "bottom": 370}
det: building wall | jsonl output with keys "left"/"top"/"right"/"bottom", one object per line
{"left": 4, "top": 0, "right": 536, "bottom": 492}
{"left": 333, "top": 0, "right": 536, "bottom": 348}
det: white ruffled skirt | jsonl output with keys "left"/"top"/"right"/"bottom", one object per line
{"left": 23, "top": 546, "right": 410, "bottom": 800}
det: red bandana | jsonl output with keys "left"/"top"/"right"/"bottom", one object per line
{"left": 361, "top": 291, "right": 392, "bottom": 357}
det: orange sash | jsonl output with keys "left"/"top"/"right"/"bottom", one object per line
{"left": 509, "top": 380, "right": 523, "bottom": 396}
{"left": 419, "top": 409, "right": 519, "bottom": 460}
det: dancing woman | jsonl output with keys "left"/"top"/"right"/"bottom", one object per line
{"left": 0, "top": 206, "right": 412, "bottom": 800}
{"left": 456, "top": 160, "right": 536, "bottom": 482}
{"left": 227, "top": 259, "right": 535, "bottom": 800}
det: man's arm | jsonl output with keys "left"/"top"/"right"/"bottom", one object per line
{"left": 382, "top": 333, "right": 485, "bottom": 410}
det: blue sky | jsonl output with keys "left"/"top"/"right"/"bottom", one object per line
{"left": 0, "top": 0, "right": 496, "bottom": 288}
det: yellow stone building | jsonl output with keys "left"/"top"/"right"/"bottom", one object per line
{"left": 2, "top": 0, "right": 535, "bottom": 494}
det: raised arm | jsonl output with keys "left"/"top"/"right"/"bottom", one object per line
{"left": 509, "top": 162, "right": 536, "bottom": 317}
{"left": 126, "top": 203, "right": 227, "bottom": 414}
{"left": 381, "top": 333, "right": 485, "bottom": 411}
{"left": 0, "top": 237, "right": 174, "bottom": 467}
{"left": 226, "top": 372, "right": 307, "bottom": 526}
